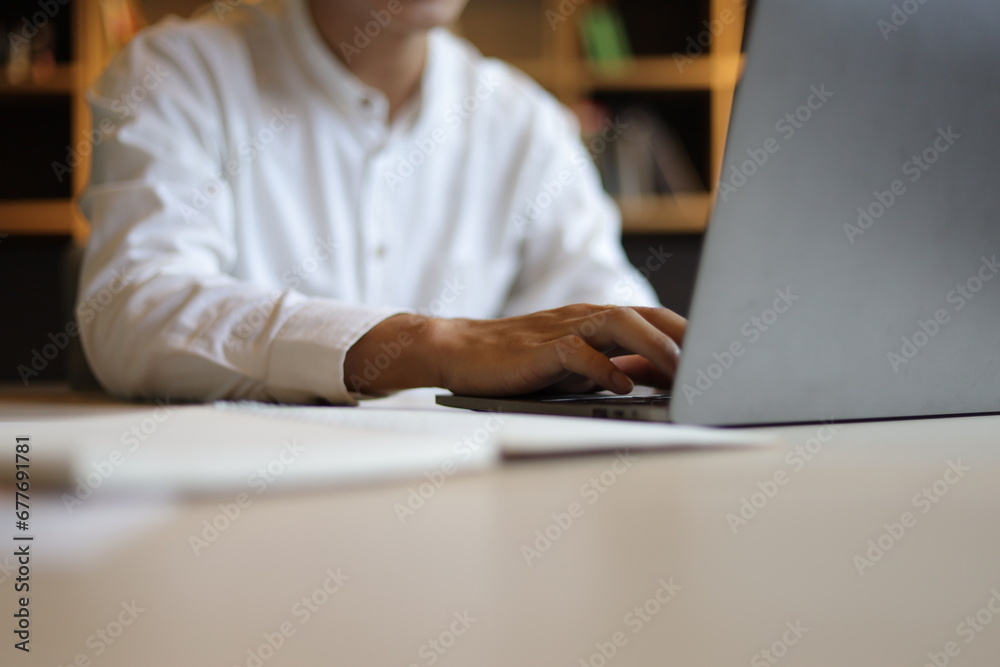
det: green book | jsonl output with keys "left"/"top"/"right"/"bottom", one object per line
{"left": 578, "top": 4, "right": 633, "bottom": 75}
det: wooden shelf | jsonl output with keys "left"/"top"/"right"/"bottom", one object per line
{"left": 1, "top": 1, "right": 112, "bottom": 242}
{"left": 0, "top": 64, "right": 76, "bottom": 95}
{"left": 0, "top": 200, "right": 88, "bottom": 240}
{"left": 584, "top": 54, "right": 743, "bottom": 92}
{"left": 617, "top": 192, "right": 714, "bottom": 234}
{"left": 510, "top": 54, "right": 745, "bottom": 97}
{"left": 499, "top": 1, "right": 747, "bottom": 234}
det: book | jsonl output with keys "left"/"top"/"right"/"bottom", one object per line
{"left": 577, "top": 3, "right": 632, "bottom": 76}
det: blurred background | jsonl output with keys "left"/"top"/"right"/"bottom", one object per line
{"left": 0, "top": 0, "right": 750, "bottom": 383}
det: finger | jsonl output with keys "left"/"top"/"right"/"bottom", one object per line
{"left": 611, "top": 355, "right": 673, "bottom": 388}
{"left": 548, "top": 335, "right": 633, "bottom": 394}
{"left": 630, "top": 306, "right": 687, "bottom": 344}
{"left": 579, "top": 308, "right": 680, "bottom": 379}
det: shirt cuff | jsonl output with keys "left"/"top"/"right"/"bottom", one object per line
{"left": 266, "top": 299, "right": 411, "bottom": 405}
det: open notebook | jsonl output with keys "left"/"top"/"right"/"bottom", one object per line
{"left": 0, "top": 392, "right": 776, "bottom": 498}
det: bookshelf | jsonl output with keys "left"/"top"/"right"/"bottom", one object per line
{"left": 0, "top": 62, "right": 76, "bottom": 94}
{"left": 460, "top": 0, "right": 747, "bottom": 234}
{"left": 0, "top": 1, "right": 113, "bottom": 243}
{"left": 0, "top": 1, "right": 745, "bottom": 240}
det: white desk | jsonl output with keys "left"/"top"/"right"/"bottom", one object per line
{"left": 2, "top": 388, "right": 1000, "bottom": 666}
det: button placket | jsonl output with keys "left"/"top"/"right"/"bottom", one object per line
{"left": 362, "top": 146, "right": 394, "bottom": 303}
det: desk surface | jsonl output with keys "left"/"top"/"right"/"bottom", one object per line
{"left": 3, "top": 389, "right": 1000, "bottom": 666}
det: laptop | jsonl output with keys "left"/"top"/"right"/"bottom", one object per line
{"left": 438, "top": 0, "right": 1000, "bottom": 426}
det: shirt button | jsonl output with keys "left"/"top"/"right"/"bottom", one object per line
{"left": 375, "top": 245, "right": 387, "bottom": 259}
{"left": 360, "top": 97, "right": 372, "bottom": 108}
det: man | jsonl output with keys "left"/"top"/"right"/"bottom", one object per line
{"left": 77, "top": 0, "right": 685, "bottom": 404}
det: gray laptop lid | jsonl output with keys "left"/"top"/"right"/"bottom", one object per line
{"left": 672, "top": 0, "right": 1000, "bottom": 425}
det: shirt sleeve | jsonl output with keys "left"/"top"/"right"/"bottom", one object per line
{"left": 499, "top": 94, "right": 662, "bottom": 317}
{"left": 77, "top": 26, "right": 403, "bottom": 405}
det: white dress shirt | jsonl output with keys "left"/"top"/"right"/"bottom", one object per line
{"left": 77, "top": 0, "right": 659, "bottom": 404}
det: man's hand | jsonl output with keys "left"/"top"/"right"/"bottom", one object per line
{"left": 343, "top": 305, "right": 686, "bottom": 397}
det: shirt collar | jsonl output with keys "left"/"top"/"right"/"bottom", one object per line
{"left": 283, "top": 0, "right": 452, "bottom": 135}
